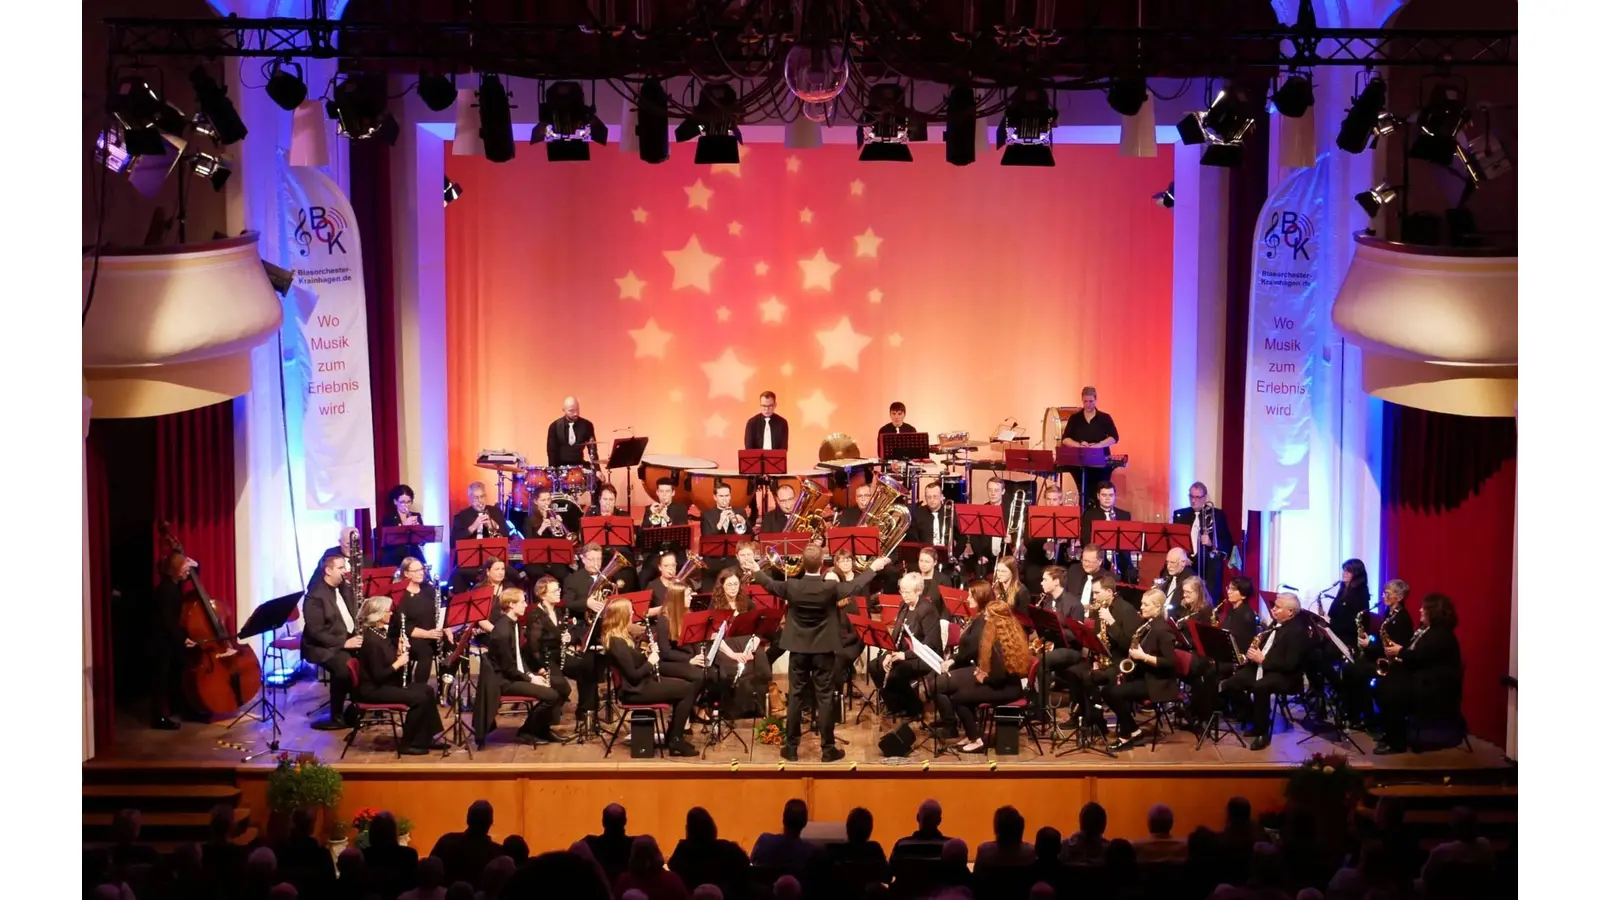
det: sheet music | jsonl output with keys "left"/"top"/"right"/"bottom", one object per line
{"left": 706, "top": 620, "right": 729, "bottom": 663}
{"left": 907, "top": 633, "right": 945, "bottom": 671}
{"left": 1316, "top": 620, "right": 1355, "bottom": 662}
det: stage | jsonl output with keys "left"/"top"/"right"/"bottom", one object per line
{"left": 88, "top": 677, "right": 1510, "bottom": 855}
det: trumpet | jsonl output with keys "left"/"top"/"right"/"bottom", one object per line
{"left": 716, "top": 506, "right": 748, "bottom": 534}
{"left": 646, "top": 502, "right": 670, "bottom": 527}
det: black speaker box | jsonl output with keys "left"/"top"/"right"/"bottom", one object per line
{"left": 994, "top": 708, "right": 1024, "bottom": 755}
{"left": 629, "top": 710, "right": 657, "bottom": 758}
{"left": 878, "top": 722, "right": 916, "bottom": 758}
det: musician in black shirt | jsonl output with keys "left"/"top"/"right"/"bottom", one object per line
{"left": 758, "top": 483, "right": 798, "bottom": 535}
{"left": 869, "top": 571, "right": 944, "bottom": 717}
{"left": 743, "top": 391, "right": 789, "bottom": 450}
{"left": 940, "top": 588, "right": 1032, "bottom": 753}
{"left": 1345, "top": 579, "right": 1417, "bottom": 731}
{"left": 393, "top": 556, "right": 446, "bottom": 691}
{"left": 1082, "top": 483, "right": 1135, "bottom": 580}
{"left": 638, "top": 478, "right": 690, "bottom": 586}
{"left": 879, "top": 401, "right": 916, "bottom": 435}
{"left": 547, "top": 396, "right": 596, "bottom": 467}
{"left": 1105, "top": 588, "right": 1180, "bottom": 750}
{"left": 601, "top": 598, "right": 699, "bottom": 756}
{"left": 379, "top": 484, "right": 427, "bottom": 567}
{"left": 449, "top": 482, "right": 509, "bottom": 591}
{"left": 150, "top": 551, "right": 197, "bottom": 729}
{"left": 1374, "top": 593, "right": 1463, "bottom": 754}
{"left": 475, "top": 587, "right": 570, "bottom": 746}
{"left": 355, "top": 597, "right": 445, "bottom": 755}
{"left": 1060, "top": 386, "right": 1120, "bottom": 504}
{"left": 1220, "top": 591, "right": 1310, "bottom": 750}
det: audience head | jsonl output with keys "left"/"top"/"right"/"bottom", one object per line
{"left": 773, "top": 875, "right": 802, "bottom": 900}
{"left": 1147, "top": 803, "right": 1175, "bottom": 837}
{"left": 994, "top": 805, "right": 1025, "bottom": 846}
{"left": 290, "top": 806, "right": 318, "bottom": 838}
{"left": 415, "top": 856, "right": 445, "bottom": 889}
{"left": 1186, "top": 826, "right": 1220, "bottom": 860}
{"left": 940, "top": 838, "right": 968, "bottom": 865}
{"left": 1251, "top": 842, "right": 1286, "bottom": 888}
{"left": 628, "top": 835, "right": 665, "bottom": 877}
{"left": 1034, "top": 826, "right": 1062, "bottom": 860}
{"left": 480, "top": 856, "right": 515, "bottom": 895}
{"left": 1106, "top": 838, "right": 1137, "bottom": 873}
{"left": 502, "top": 833, "right": 529, "bottom": 863}
{"left": 1225, "top": 796, "right": 1253, "bottom": 830}
{"left": 693, "top": 886, "right": 725, "bottom": 900}
{"left": 267, "top": 885, "right": 298, "bottom": 900}
{"left": 246, "top": 846, "right": 278, "bottom": 879}
{"left": 444, "top": 883, "right": 475, "bottom": 900}
{"left": 1295, "top": 891, "right": 1324, "bottom": 900}
{"left": 846, "top": 807, "right": 874, "bottom": 844}
{"left": 466, "top": 799, "right": 494, "bottom": 834}
{"left": 1029, "top": 884, "right": 1056, "bottom": 900}
{"left": 781, "top": 798, "right": 808, "bottom": 836}
{"left": 622, "top": 892, "right": 648, "bottom": 900}
{"left": 686, "top": 806, "right": 718, "bottom": 842}
{"left": 368, "top": 811, "right": 398, "bottom": 848}
{"left": 1448, "top": 805, "right": 1480, "bottom": 842}
{"left": 111, "top": 809, "right": 140, "bottom": 845}
{"left": 602, "top": 802, "right": 628, "bottom": 835}
{"left": 917, "top": 798, "right": 943, "bottom": 830}
{"left": 91, "top": 886, "right": 125, "bottom": 900}
{"left": 336, "top": 847, "right": 363, "bottom": 878}
{"left": 1078, "top": 801, "right": 1107, "bottom": 838}
{"left": 208, "top": 803, "right": 235, "bottom": 841}
{"left": 510, "top": 850, "right": 611, "bottom": 900}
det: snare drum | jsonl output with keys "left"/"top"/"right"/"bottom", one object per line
{"left": 524, "top": 466, "right": 556, "bottom": 493}
{"left": 687, "top": 468, "right": 755, "bottom": 510}
{"left": 638, "top": 454, "right": 718, "bottom": 492}
{"left": 556, "top": 465, "right": 592, "bottom": 495}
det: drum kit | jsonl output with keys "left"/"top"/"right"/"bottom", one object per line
{"left": 475, "top": 450, "right": 601, "bottom": 529}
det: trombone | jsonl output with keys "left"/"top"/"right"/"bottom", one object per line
{"left": 1000, "top": 489, "right": 1028, "bottom": 562}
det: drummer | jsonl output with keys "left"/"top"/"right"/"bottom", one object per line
{"left": 547, "top": 396, "right": 596, "bottom": 467}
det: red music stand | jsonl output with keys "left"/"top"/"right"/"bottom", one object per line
{"left": 445, "top": 587, "right": 494, "bottom": 629}
{"left": 1026, "top": 606, "right": 1068, "bottom": 647}
{"left": 1054, "top": 446, "right": 1110, "bottom": 468}
{"left": 759, "top": 531, "right": 816, "bottom": 559}
{"left": 1193, "top": 622, "right": 1237, "bottom": 660}
{"left": 738, "top": 450, "right": 788, "bottom": 476}
{"left": 1142, "top": 523, "right": 1195, "bottom": 556}
{"left": 362, "top": 570, "right": 405, "bottom": 599}
{"left": 618, "top": 590, "right": 653, "bottom": 620}
{"left": 879, "top": 431, "right": 930, "bottom": 463}
{"left": 895, "top": 540, "right": 937, "bottom": 569}
{"left": 1089, "top": 521, "right": 1145, "bottom": 556}
{"left": 1004, "top": 449, "right": 1055, "bottom": 474}
{"left": 521, "top": 538, "right": 574, "bottom": 568}
{"left": 827, "top": 526, "right": 879, "bottom": 560}
{"left": 876, "top": 594, "right": 903, "bottom": 619}
{"left": 850, "top": 615, "right": 896, "bottom": 652}
{"left": 581, "top": 516, "right": 635, "bottom": 548}
{"left": 639, "top": 525, "right": 692, "bottom": 555}
{"left": 379, "top": 524, "right": 443, "bottom": 551}
{"left": 1028, "top": 507, "right": 1082, "bottom": 543}
{"left": 453, "top": 537, "right": 509, "bottom": 569}
{"left": 699, "top": 534, "right": 741, "bottom": 557}
{"left": 748, "top": 583, "right": 780, "bottom": 611}
{"left": 1062, "top": 617, "right": 1109, "bottom": 659}
{"left": 937, "top": 585, "right": 968, "bottom": 618}
{"left": 953, "top": 503, "right": 1005, "bottom": 540}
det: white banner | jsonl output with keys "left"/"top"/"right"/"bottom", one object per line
{"left": 1242, "top": 157, "right": 1331, "bottom": 511}
{"left": 284, "top": 166, "right": 376, "bottom": 511}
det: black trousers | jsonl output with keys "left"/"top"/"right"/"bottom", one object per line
{"left": 835, "top": 639, "right": 864, "bottom": 688}
{"left": 1044, "top": 647, "right": 1084, "bottom": 686}
{"left": 318, "top": 651, "right": 355, "bottom": 717}
{"left": 713, "top": 653, "right": 771, "bottom": 718}
{"left": 1105, "top": 679, "right": 1153, "bottom": 735}
{"left": 1221, "top": 670, "right": 1297, "bottom": 734}
{"left": 405, "top": 641, "right": 437, "bottom": 692}
{"left": 786, "top": 651, "right": 838, "bottom": 750}
{"left": 936, "top": 668, "right": 1025, "bottom": 740}
{"left": 360, "top": 683, "right": 444, "bottom": 749}
{"left": 868, "top": 654, "right": 932, "bottom": 715}
{"left": 562, "top": 652, "right": 602, "bottom": 713}
{"left": 1341, "top": 655, "right": 1380, "bottom": 722}
{"left": 621, "top": 677, "right": 696, "bottom": 743}
{"left": 501, "top": 675, "right": 571, "bottom": 735}
{"left": 1181, "top": 656, "right": 1221, "bottom": 727}
{"left": 1375, "top": 671, "right": 1422, "bottom": 745}
{"left": 1061, "top": 661, "right": 1106, "bottom": 724}
{"left": 149, "top": 635, "right": 183, "bottom": 721}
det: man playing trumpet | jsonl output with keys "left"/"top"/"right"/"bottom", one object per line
{"left": 699, "top": 480, "right": 748, "bottom": 592}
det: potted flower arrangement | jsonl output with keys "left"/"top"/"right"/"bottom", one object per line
{"left": 756, "top": 715, "right": 786, "bottom": 746}
{"left": 349, "top": 807, "right": 415, "bottom": 849}
{"left": 1285, "top": 751, "right": 1365, "bottom": 850}
{"left": 265, "top": 752, "right": 343, "bottom": 843}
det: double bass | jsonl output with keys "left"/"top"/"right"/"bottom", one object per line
{"left": 159, "top": 522, "right": 262, "bottom": 716}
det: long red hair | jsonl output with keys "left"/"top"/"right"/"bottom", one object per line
{"left": 978, "top": 599, "right": 1030, "bottom": 679}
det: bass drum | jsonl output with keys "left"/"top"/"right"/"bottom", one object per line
{"left": 1043, "top": 405, "right": 1080, "bottom": 447}
{"left": 687, "top": 469, "right": 755, "bottom": 511}
{"left": 638, "top": 454, "right": 718, "bottom": 492}
{"left": 549, "top": 495, "right": 584, "bottom": 534}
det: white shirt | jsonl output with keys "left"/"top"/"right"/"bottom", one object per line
{"left": 512, "top": 621, "right": 526, "bottom": 674}
{"left": 762, "top": 417, "right": 773, "bottom": 450}
{"left": 333, "top": 582, "right": 355, "bottom": 633}
{"left": 1257, "top": 626, "right": 1278, "bottom": 680}
{"left": 1080, "top": 576, "right": 1094, "bottom": 610}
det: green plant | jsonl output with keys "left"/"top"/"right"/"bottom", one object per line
{"left": 756, "top": 716, "right": 786, "bottom": 746}
{"left": 265, "top": 752, "right": 344, "bottom": 814}
{"left": 1285, "top": 752, "right": 1364, "bottom": 807}
{"left": 350, "top": 807, "right": 414, "bottom": 849}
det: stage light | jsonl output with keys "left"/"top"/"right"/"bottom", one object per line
{"left": 944, "top": 85, "right": 977, "bottom": 166}
{"left": 1336, "top": 75, "right": 1388, "bottom": 154}
{"left": 189, "top": 152, "right": 231, "bottom": 191}
{"left": 1356, "top": 181, "right": 1399, "bottom": 218}
{"left": 265, "top": 60, "right": 308, "bottom": 112}
{"left": 1176, "top": 113, "right": 1206, "bottom": 146}
{"left": 189, "top": 66, "right": 247, "bottom": 144}
{"left": 326, "top": 77, "right": 395, "bottom": 142}
{"left": 417, "top": 71, "right": 456, "bottom": 112}
{"left": 1410, "top": 84, "right": 1470, "bottom": 166}
{"left": 477, "top": 74, "right": 516, "bottom": 162}
{"left": 1273, "top": 73, "right": 1315, "bottom": 118}
{"left": 998, "top": 85, "right": 1058, "bottom": 167}
{"left": 109, "top": 77, "right": 170, "bottom": 156}
{"left": 858, "top": 83, "right": 915, "bottom": 163}
{"left": 532, "top": 80, "right": 607, "bottom": 163}
{"left": 675, "top": 83, "right": 743, "bottom": 165}
{"left": 1153, "top": 182, "right": 1175, "bottom": 209}
{"left": 1176, "top": 87, "right": 1255, "bottom": 168}
{"left": 803, "top": 101, "right": 831, "bottom": 124}
{"left": 443, "top": 176, "right": 462, "bottom": 207}
{"left": 784, "top": 40, "right": 850, "bottom": 105}
{"left": 262, "top": 260, "right": 294, "bottom": 296}
{"left": 635, "top": 78, "right": 670, "bottom": 164}
{"left": 1106, "top": 78, "right": 1147, "bottom": 117}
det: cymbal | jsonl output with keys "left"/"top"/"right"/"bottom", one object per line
{"left": 818, "top": 432, "right": 861, "bottom": 462}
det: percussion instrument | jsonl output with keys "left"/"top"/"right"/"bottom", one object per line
{"left": 476, "top": 449, "right": 525, "bottom": 470}
{"left": 556, "top": 465, "right": 592, "bottom": 495}
{"left": 818, "top": 432, "right": 862, "bottom": 462}
{"left": 817, "top": 456, "right": 879, "bottom": 508}
{"left": 1043, "top": 406, "right": 1082, "bottom": 447}
{"left": 639, "top": 454, "right": 718, "bottom": 491}
{"left": 687, "top": 468, "right": 756, "bottom": 511}
{"left": 524, "top": 466, "right": 556, "bottom": 493}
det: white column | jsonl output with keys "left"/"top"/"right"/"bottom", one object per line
{"left": 1169, "top": 146, "right": 1230, "bottom": 505}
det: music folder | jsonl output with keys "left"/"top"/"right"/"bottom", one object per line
{"left": 581, "top": 516, "right": 635, "bottom": 548}
{"left": 379, "top": 524, "right": 443, "bottom": 547}
{"left": 953, "top": 503, "right": 1005, "bottom": 538}
{"left": 452, "top": 537, "right": 509, "bottom": 569}
{"left": 737, "top": 449, "right": 787, "bottom": 476}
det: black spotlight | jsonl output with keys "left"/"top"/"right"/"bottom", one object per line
{"left": 944, "top": 85, "right": 977, "bottom": 166}
{"left": 1106, "top": 78, "right": 1148, "bottom": 117}
{"left": 1176, "top": 113, "right": 1206, "bottom": 146}
{"left": 675, "top": 83, "right": 742, "bottom": 165}
{"left": 189, "top": 67, "right": 248, "bottom": 144}
{"left": 265, "top": 60, "right": 308, "bottom": 111}
{"left": 1410, "top": 84, "right": 1470, "bottom": 167}
{"left": 443, "top": 176, "right": 463, "bottom": 207}
{"left": 262, "top": 260, "right": 295, "bottom": 296}
{"left": 476, "top": 74, "right": 516, "bottom": 162}
{"left": 998, "top": 85, "right": 1058, "bottom": 167}
{"left": 858, "top": 83, "right": 914, "bottom": 163}
{"left": 108, "top": 78, "right": 169, "bottom": 156}
{"left": 533, "top": 81, "right": 607, "bottom": 163}
{"left": 189, "top": 152, "right": 232, "bottom": 191}
{"left": 1355, "top": 182, "right": 1399, "bottom": 218}
{"left": 1273, "top": 74, "right": 1315, "bottom": 118}
{"left": 1153, "top": 182, "right": 1175, "bottom": 208}
{"left": 326, "top": 77, "right": 391, "bottom": 141}
{"left": 417, "top": 71, "right": 456, "bottom": 112}
{"left": 635, "top": 78, "right": 670, "bottom": 164}
{"left": 1336, "top": 76, "right": 1388, "bottom": 154}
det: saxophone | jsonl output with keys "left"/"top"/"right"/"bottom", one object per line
{"left": 1118, "top": 619, "right": 1153, "bottom": 677}
{"left": 1374, "top": 602, "right": 1404, "bottom": 676}
{"left": 1246, "top": 621, "right": 1280, "bottom": 664}
{"left": 1089, "top": 598, "right": 1113, "bottom": 670}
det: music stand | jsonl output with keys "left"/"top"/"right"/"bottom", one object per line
{"left": 879, "top": 431, "right": 930, "bottom": 463}
{"left": 608, "top": 436, "right": 650, "bottom": 511}
{"left": 581, "top": 516, "right": 635, "bottom": 549}
{"left": 362, "top": 570, "right": 406, "bottom": 600}
{"left": 230, "top": 591, "right": 307, "bottom": 760}
{"left": 827, "top": 526, "right": 879, "bottom": 561}
{"left": 639, "top": 525, "right": 691, "bottom": 557}
{"left": 938, "top": 585, "right": 969, "bottom": 619}
{"left": 699, "top": 534, "right": 741, "bottom": 558}
{"left": 1142, "top": 523, "right": 1196, "bottom": 556}
{"left": 738, "top": 449, "right": 787, "bottom": 477}
{"left": 1026, "top": 606, "right": 1068, "bottom": 649}
{"left": 759, "top": 531, "right": 815, "bottom": 560}
{"left": 618, "top": 590, "right": 654, "bottom": 621}
{"left": 953, "top": 504, "right": 1005, "bottom": 540}
{"left": 521, "top": 538, "right": 574, "bottom": 568}
{"left": 453, "top": 538, "right": 509, "bottom": 570}
{"left": 680, "top": 609, "right": 730, "bottom": 645}
{"left": 1190, "top": 623, "right": 1247, "bottom": 748}
{"left": 1056, "top": 446, "right": 1110, "bottom": 507}
{"left": 894, "top": 540, "right": 935, "bottom": 570}
{"left": 1089, "top": 521, "right": 1145, "bottom": 584}
{"left": 851, "top": 615, "right": 898, "bottom": 724}
{"left": 748, "top": 583, "right": 781, "bottom": 611}
{"left": 1004, "top": 449, "right": 1055, "bottom": 475}
{"left": 1056, "top": 617, "right": 1116, "bottom": 758}
{"left": 1028, "top": 507, "right": 1081, "bottom": 563}
{"left": 379, "top": 524, "right": 442, "bottom": 553}
{"left": 438, "top": 587, "right": 496, "bottom": 754}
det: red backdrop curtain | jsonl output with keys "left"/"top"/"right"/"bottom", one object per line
{"left": 1381, "top": 404, "right": 1516, "bottom": 745}
{"left": 153, "top": 403, "right": 239, "bottom": 640}
{"left": 351, "top": 136, "right": 401, "bottom": 547}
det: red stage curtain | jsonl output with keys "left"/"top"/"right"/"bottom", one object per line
{"left": 1382, "top": 405, "right": 1516, "bottom": 744}
{"left": 444, "top": 143, "right": 1175, "bottom": 516}
{"left": 351, "top": 138, "right": 401, "bottom": 541}
{"left": 86, "top": 426, "right": 115, "bottom": 749}
{"left": 153, "top": 403, "right": 239, "bottom": 630}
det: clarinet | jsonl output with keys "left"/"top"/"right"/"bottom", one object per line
{"left": 399, "top": 610, "right": 409, "bottom": 687}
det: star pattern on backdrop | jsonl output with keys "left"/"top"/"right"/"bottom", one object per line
{"left": 631, "top": 207, "right": 649, "bottom": 224}
{"left": 866, "top": 288, "right": 884, "bottom": 304}
{"left": 662, "top": 235, "right": 724, "bottom": 293}
{"left": 615, "top": 270, "right": 646, "bottom": 301}
{"left": 701, "top": 347, "right": 757, "bottom": 401}
{"left": 854, "top": 227, "right": 883, "bottom": 259}
{"left": 799, "top": 207, "right": 815, "bottom": 224}
{"left": 780, "top": 362, "right": 795, "bottom": 376}
{"left": 628, "top": 317, "right": 673, "bottom": 359}
{"left": 704, "top": 412, "right": 729, "bottom": 438}
{"left": 759, "top": 295, "right": 787, "bottom": 324}
{"left": 669, "top": 389, "right": 685, "bottom": 403}
{"left": 798, "top": 248, "right": 841, "bottom": 292}
{"left": 796, "top": 388, "right": 838, "bottom": 428}
{"left": 786, "top": 156, "right": 802, "bottom": 173}
{"left": 716, "top": 306, "right": 732, "bottom": 323}
{"left": 710, "top": 143, "right": 752, "bottom": 177}
{"left": 815, "top": 316, "right": 873, "bottom": 371}
{"left": 685, "top": 179, "right": 714, "bottom": 210}
{"left": 754, "top": 260, "right": 770, "bottom": 276}
{"left": 728, "top": 221, "right": 743, "bottom": 236}
{"left": 887, "top": 333, "right": 903, "bottom": 348}
{"left": 849, "top": 179, "right": 865, "bottom": 196}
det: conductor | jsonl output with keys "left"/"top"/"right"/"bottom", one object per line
{"left": 743, "top": 546, "right": 888, "bottom": 763}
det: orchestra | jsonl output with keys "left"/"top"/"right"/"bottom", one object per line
{"left": 254, "top": 396, "right": 1467, "bottom": 764}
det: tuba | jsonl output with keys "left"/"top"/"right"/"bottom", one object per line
{"left": 852, "top": 474, "right": 912, "bottom": 567}
{"left": 774, "top": 479, "right": 832, "bottom": 575}
{"left": 664, "top": 553, "right": 707, "bottom": 591}
{"left": 583, "top": 552, "right": 633, "bottom": 609}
